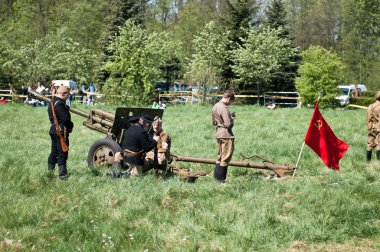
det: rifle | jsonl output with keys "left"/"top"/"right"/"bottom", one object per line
{"left": 51, "top": 102, "right": 69, "bottom": 152}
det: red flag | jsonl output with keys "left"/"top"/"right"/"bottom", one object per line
{"left": 304, "top": 100, "right": 349, "bottom": 170}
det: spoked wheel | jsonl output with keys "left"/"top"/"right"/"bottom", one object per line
{"left": 87, "top": 138, "right": 121, "bottom": 170}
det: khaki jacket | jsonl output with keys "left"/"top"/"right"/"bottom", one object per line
{"left": 212, "top": 101, "right": 234, "bottom": 139}
{"left": 366, "top": 101, "right": 380, "bottom": 131}
{"left": 155, "top": 130, "right": 171, "bottom": 154}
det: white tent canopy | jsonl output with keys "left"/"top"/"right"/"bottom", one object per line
{"left": 52, "top": 80, "right": 78, "bottom": 90}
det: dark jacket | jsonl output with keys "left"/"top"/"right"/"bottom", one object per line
{"left": 48, "top": 97, "right": 74, "bottom": 135}
{"left": 122, "top": 123, "right": 156, "bottom": 165}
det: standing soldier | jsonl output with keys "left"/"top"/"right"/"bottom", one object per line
{"left": 48, "top": 86, "right": 74, "bottom": 179}
{"left": 366, "top": 91, "right": 380, "bottom": 161}
{"left": 212, "top": 89, "right": 235, "bottom": 182}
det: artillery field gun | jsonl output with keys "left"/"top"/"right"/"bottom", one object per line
{"left": 28, "top": 91, "right": 295, "bottom": 179}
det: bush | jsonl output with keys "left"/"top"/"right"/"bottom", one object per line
{"left": 350, "top": 91, "right": 377, "bottom": 107}
{"left": 350, "top": 97, "right": 373, "bottom": 107}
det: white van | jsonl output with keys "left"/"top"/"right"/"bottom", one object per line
{"left": 52, "top": 80, "right": 78, "bottom": 90}
{"left": 336, "top": 84, "right": 367, "bottom": 106}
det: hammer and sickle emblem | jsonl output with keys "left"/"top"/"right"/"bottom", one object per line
{"left": 313, "top": 120, "right": 322, "bottom": 130}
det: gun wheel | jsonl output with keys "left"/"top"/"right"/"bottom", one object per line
{"left": 87, "top": 138, "right": 121, "bottom": 169}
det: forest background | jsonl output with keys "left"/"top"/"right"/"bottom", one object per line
{"left": 0, "top": 0, "right": 379, "bottom": 106}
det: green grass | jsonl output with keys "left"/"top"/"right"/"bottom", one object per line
{"left": 1, "top": 103, "right": 380, "bottom": 251}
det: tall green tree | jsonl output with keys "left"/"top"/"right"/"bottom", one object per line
{"left": 169, "top": 0, "right": 219, "bottom": 62}
{"left": 232, "top": 26, "right": 296, "bottom": 99}
{"left": 185, "top": 21, "right": 230, "bottom": 101}
{"left": 264, "top": 0, "right": 288, "bottom": 37}
{"left": 295, "top": 46, "right": 344, "bottom": 107}
{"left": 96, "top": 0, "right": 148, "bottom": 90}
{"left": 339, "top": 0, "right": 380, "bottom": 89}
{"left": 286, "top": 0, "right": 342, "bottom": 51}
{"left": 263, "top": 0, "right": 299, "bottom": 92}
{"left": 0, "top": 39, "right": 15, "bottom": 87}
{"left": 218, "top": 0, "right": 258, "bottom": 84}
{"left": 102, "top": 20, "right": 177, "bottom": 105}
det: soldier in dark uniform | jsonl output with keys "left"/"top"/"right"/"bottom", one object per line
{"left": 47, "top": 86, "right": 74, "bottom": 179}
{"left": 113, "top": 114, "right": 157, "bottom": 176}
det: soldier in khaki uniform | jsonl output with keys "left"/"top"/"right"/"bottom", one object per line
{"left": 212, "top": 89, "right": 235, "bottom": 182}
{"left": 366, "top": 91, "right": 380, "bottom": 161}
{"left": 145, "top": 116, "right": 171, "bottom": 172}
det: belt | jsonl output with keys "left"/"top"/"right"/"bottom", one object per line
{"left": 123, "top": 149, "right": 144, "bottom": 157}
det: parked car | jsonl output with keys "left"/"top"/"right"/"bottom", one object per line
{"left": 336, "top": 84, "right": 367, "bottom": 106}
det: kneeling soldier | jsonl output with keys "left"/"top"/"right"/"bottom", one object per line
{"left": 145, "top": 116, "right": 171, "bottom": 174}
{"left": 113, "top": 114, "right": 157, "bottom": 176}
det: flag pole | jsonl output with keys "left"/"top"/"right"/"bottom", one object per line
{"left": 293, "top": 91, "right": 323, "bottom": 177}
{"left": 293, "top": 141, "right": 305, "bottom": 177}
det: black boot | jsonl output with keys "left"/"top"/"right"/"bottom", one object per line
{"left": 48, "top": 163, "right": 55, "bottom": 172}
{"left": 214, "top": 164, "right": 228, "bottom": 182}
{"left": 376, "top": 150, "right": 380, "bottom": 161}
{"left": 58, "top": 165, "right": 68, "bottom": 179}
{"left": 367, "top": 150, "right": 372, "bottom": 162}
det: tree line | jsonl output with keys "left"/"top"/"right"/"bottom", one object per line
{"left": 0, "top": 0, "right": 379, "bottom": 105}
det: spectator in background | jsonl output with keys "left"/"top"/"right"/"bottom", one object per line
{"left": 50, "top": 82, "right": 56, "bottom": 95}
{"left": 0, "top": 96, "right": 7, "bottom": 104}
{"left": 18, "top": 84, "right": 28, "bottom": 102}
{"left": 267, "top": 101, "right": 276, "bottom": 109}
{"left": 151, "top": 101, "right": 160, "bottom": 109}
{"left": 87, "top": 83, "right": 96, "bottom": 106}
{"left": 26, "top": 84, "right": 40, "bottom": 106}
{"left": 79, "top": 83, "right": 86, "bottom": 104}
{"left": 352, "top": 85, "right": 361, "bottom": 98}
{"left": 159, "top": 100, "right": 166, "bottom": 109}
{"left": 69, "top": 88, "right": 76, "bottom": 102}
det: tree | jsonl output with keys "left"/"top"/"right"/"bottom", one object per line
{"left": 4, "top": 28, "right": 96, "bottom": 84}
{"left": 95, "top": 0, "right": 148, "bottom": 90}
{"left": 218, "top": 0, "right": 258, "bottom": 84}
{"left": 168, "top": 1, "right": 219, "bottom": 61}
{"left": 264, "top": 0, "right": 288, "bottom": 37}
{"left": 0, "top": 39, "right": 15, "bottom": 87}
{"left": 339, "top": 0, "right": 380, "bottom": 89}
{"left": 295, "top": 46, "right": 344, "bottom": 107}
{"left": 231, "top": 26, "right": 296, "bottom": 100}
{"left": 286, "top": 0, "right": 341, "bottom": 50}
{"left": 185, "top": 21, "right": 230, "bottom": 101}
{"left": 263, "top": 0, "right": 299, "bottom": 92}
{"left": 102, "top": 20, "right": 177, "bottom": 105}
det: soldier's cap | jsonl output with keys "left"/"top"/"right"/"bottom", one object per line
{"left": 140, "top": 113, "right": 154, "bottom": 123}
{"left": 153, "top": 116, "right": 162, "bottom": 123}
{"left": 57, "top": 86, "right": 69, "bottom": 94}
{"left": 128, "top": 115, "right": 140, "bottom": 123}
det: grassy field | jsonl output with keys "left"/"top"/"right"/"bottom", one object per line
{"left": 1, "top": 102, "right": 379, "bottom": 251}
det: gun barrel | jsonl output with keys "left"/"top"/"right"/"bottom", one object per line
{"left": 28, "top": 90, "right": 89, "bottom": 117}
{"left": 92, "top": 109, "right": 115, "bottom": 121}
{"left": 87, "top": 116, "right": 113, "bottom": 128}
{"left": 172, "top": 155, "right": 295, "bottom": 177}
{"left": 28, "top": 90, "right": 114, "bottom": 130}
